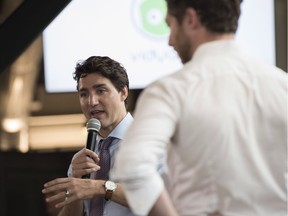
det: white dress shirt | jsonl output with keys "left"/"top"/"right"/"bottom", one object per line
{"left": 111, "top": 40, "right": 287, "bottom": 216}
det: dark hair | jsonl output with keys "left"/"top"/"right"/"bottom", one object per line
{"left": 73, "top": 56, "right": 129, "bottom": 109}
{"left": 165, "top": 0, "right": 242, "bottom": 33}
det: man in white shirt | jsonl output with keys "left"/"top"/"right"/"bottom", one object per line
{"left": 111, "top": 0, "right": 287, "bottom": 215}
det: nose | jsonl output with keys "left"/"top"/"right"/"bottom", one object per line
{"left": 88, "top": 94, "right": 99, "bottom": 106}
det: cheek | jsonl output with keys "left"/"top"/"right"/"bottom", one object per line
{"left": 168, "top": 28, "right": 174, "bottom": 43}
{"left": 79, "top": 99, "right": 88, "bottom": 110}
{"left": 168, "top": 34, "right": 173, "bottom": 46}
{"left": 79, "top": 99, "right": 85, "bottom": 107}
{"left": 168, "top": 26, "right": 177, "bottom": 46}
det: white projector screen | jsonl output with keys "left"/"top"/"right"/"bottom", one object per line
{"left": 43, "top": 0, "right": 275, "bottom": 93}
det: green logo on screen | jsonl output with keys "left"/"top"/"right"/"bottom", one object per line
{"left": 132, "top": 0, "right": 170, "bottom": 38}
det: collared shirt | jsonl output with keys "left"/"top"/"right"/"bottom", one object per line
{"left": 111, "top": 40, "right": 288, "bottom": 216}
{"left": 68, "top": 112, "right": 136, "bottom": 216}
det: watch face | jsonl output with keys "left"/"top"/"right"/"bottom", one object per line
{"left": 105, "top": 180, "right": 117, "bottom": 190}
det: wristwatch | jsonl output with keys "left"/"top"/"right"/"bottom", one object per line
{"left": 104, "top": 180, "right": 117, "bottom": 201}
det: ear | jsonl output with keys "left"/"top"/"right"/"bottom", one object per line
{"left": 120, "top": 86, "right": 128, "bottom": 101}
{"left": 184, "top": 8, "right": 201, "bottom": 29}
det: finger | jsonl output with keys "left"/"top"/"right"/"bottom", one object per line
{"left": 44, "top": 178, "right": 70, "bottom": 188}
{"left": 55, "top": 197, "right": 73, "bottom": 208}
{"left": 89, "top": 152, "right": 99, "bottom": 162}
{"left": 72, "top": 166, "right": 100, "bottom": 178}
{"left": 81, "top": 149, "right": 99, "bottom": 161}
{"left": 43, "top": 179, "right": 72, "bottom": 193}
{"left": 42, "top": 185, "right": 64, "bottom": 194}
{"left": 71, "top": 161, "right": 99, "bottom": 173}
{"left": 45, "top": 190, "right": 67, "bottom": 203}
{"left": 71, "top": 157, "right": 100, "bottom": 173}
{"left": 46, "top": 192, "right": 74, "bottom": 209}
{"left": 82, "top": 148, "right": 96, "bottom": 157}
{"left": 72, "top": 153, "right": 98, "bottom": 166}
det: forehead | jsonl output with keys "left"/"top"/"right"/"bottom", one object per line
{"left": 78, "top": 73, "right": 113, "bottom": 90}
{"left": 165, "top": 13, "right": 177, "bottom": 25}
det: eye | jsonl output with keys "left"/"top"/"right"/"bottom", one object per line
{"left": 97, "top": 89, "right": 104, "bottom": 94}
{"left": 79, "top": 91, "right": 88, "bottom": 98}
{"left": 96, "top": 88, "right": 107, "bottom": 95}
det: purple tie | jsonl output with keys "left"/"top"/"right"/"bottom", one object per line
{"left": 89, "top": 137, "right": 114, "bottom": 216}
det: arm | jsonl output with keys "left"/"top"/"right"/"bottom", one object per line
{"left": 111, "top": 83, "right": 178, "bottom": 215}
{"left": 42, "top": 178, "right": 129, "bottom": 209}
{"left": 110, "top": 182, "right": 129, "bottom": 207}
{"left": 148, "top": 189, "right": 178, "bottom": 216}
{"left": 43, "top": 148, "right": 99, "bottom": 216}
{"left": 42, "top": 145, "right": 130, "bottom": 214}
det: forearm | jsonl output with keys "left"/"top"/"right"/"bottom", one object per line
{"left": 57, "top": 200, "right": 83, "bottom": 216}
{"left": 43, "top": 177, "right": 129, "bottom": 212}
{"left": 148, "top": 189, "right": 178, "bottom": 216}
{"left": 95, "top": 180, "right": 129, "bottom": 207}
{"left": 111, "top": 183, "right": 129, "bottom": 207}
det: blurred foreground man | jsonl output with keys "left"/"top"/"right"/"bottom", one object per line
{"left": 111, "top": 0, "right": 288, "bottom": 216}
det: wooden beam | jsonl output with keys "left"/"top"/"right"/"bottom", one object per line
{"left": 0, "top": 0, "right": 71, "bottom": 73}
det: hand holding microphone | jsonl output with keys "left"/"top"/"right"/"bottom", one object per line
{"left": 82, "top": 118, "right": 101, "bottom": 179}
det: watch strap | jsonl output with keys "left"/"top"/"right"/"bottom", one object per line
{"left": 104, "top": 190, "right": 113, "bottom": 201}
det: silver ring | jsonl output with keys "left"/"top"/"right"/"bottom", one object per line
{"left": 65, "top": 189, "right": 70, "bottom": 197}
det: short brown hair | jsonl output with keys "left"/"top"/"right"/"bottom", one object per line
{"left": 165, "top": 0, "right": 242, "bottom": 33}
{"left": 73, "top": 56, "right": 129, "bottom": 109}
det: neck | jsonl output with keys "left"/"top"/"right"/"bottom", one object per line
{"left": 99, "top": 111, "right": 128, "bottom": 138}
{"left": 191, "top": 31, "right": 235, "bottom": 59}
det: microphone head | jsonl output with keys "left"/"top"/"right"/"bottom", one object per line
{"left": 86, "top": 118, "right": 101, "bottom": 132}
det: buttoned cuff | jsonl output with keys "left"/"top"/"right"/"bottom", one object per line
{"left": 121, "top": 174, "right": 164, "bottom": 216}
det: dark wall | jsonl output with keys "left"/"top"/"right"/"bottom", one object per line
{"left": 0, "top": 151, "right": 76, "bottom": 216}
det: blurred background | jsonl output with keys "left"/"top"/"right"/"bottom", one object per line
{"left": 0, "top": 0, "right": 286, "bottom": 215}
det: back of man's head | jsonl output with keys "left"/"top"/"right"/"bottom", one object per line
{"left": 165, "top": 0, "right": 242, "bottom": 33}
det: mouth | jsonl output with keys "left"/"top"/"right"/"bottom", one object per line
{"left": 90, "top": 109, "right": 105, "bottom": 119}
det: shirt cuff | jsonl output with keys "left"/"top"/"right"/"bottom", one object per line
{"left": 120, "top": 173, "right": 164, "bottom": 216}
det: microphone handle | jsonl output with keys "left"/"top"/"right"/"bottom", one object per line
{"left": 82, "top": 130, "right": 98, "bottom": 179}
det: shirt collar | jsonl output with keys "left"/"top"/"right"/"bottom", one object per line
{"left": 100, "top": 112, "right": 134, "bottom": 141}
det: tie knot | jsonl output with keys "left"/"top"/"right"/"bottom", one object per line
{"left": 100, "top": 136, "right": 114, "bottom": 150}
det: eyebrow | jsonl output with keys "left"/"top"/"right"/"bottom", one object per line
{"left": 78, "top": 83, "right": 107, "bottom": 92}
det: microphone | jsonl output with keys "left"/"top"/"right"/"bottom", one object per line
{"left": 82, "top": 118, "right": 101, "bottom": 179}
